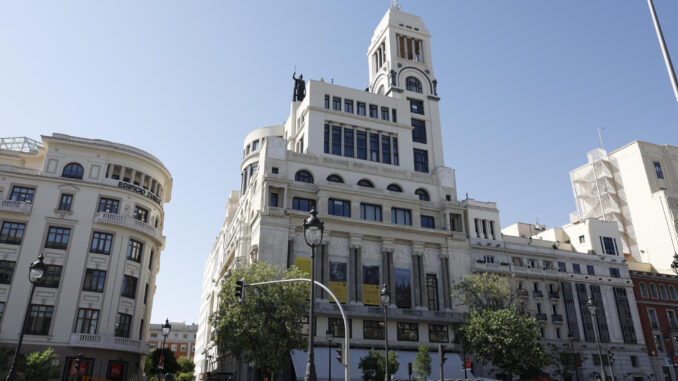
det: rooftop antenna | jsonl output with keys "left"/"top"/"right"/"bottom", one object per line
{"left": 391, "top": 0, "right": 401, "bottom": 10}
{"left": 597, "top": 127, "right": 605, "bottom": 151}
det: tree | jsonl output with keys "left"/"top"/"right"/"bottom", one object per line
{"left": 0, "top": 346, "right": 14, "bottom": 379}
{"left": 175, "top": 357, "right": 195, "bottom": 381}
{"left": 413, "top": 344, "right": 431, "bottom": 380}
{"left": 146, "top": 348, "right": 179, "bottom": 375}
{"left": 212, "top": 262, "right": 308, "bottom": 376}
{"left": 22, "top": 348, "right": 60, "bottom": 381}
{"left": 452, "top": 272, "right": 513, "bottom": 312}
{"left": 358, "top": 349, "right": 399, "bottom": 381}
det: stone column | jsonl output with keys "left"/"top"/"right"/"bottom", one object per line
{"left": 352, "top": 246, "right": 363, "bottom": 303}
{"left": 381, "top": 248, "right": 394, "bottom": 306}
{"left": 440, "top": 255, "right": 451, "bottom": 310}
{"left": 411, "top": 251, "right": 421, "bottom": 307}
{"left": 322, "top": 243, "right": 330, "bottom": 300}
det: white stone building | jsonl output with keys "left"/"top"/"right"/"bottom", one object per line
{"left": 570, "top": 142, "right": 678, "bottom": 273}
{"left": 0, "top": 134, "right": 172, "bottom": 380}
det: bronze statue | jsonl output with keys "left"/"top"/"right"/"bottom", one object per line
{"left": 292, "top": 72, "right": 306, "bottom": 101}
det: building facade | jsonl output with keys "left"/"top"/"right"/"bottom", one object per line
{"left": 570, "top": 142, "right": 678, "bottom": 273}
{"left": 148, "top": 322, "right": 198, "bottom": 361}
{"left": 0, "top": 134, "right": 172, "bottom": 380}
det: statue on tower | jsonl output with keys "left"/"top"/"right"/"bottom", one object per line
{"left": 292, "top": 72, "right": 306, "bottom": 102}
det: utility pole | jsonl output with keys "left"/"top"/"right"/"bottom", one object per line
{"left": 438, "top": 344, "right": 446, "bottom": 381}
{"left": 648, "top": 0, "right": 678, "bottom": 104}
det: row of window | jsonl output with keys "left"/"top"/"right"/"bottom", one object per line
{"left": 647, "top": 308, "right": 678, "bottom": 330}
{"left": 320, "top": 318, "right": 449, "bottom": 342}
{"left": 323, "top": 124, "right": 400, "bottom": 165}
{"left": 640, "top": 282, "right": 678, "bottom": 300}
{"left": 293, "top": 170, "right": 431, "bottom": 200}
{"left": 324, "top": 96, "right": 397, "bottom": 122}
{"left": 105, "top": 164, "right": 164, "bottom": 198}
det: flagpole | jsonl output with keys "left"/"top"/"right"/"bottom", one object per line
{"left": 647, "top": 0, "right": 678, "bottom": 104}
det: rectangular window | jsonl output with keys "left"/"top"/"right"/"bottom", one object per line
{"left": 10, "top": 186, "right": 35, "bottom": 203}
{"left": 127, "top": 239, "right": 143, "bottom": 263}
{"left": 121, "top": 275, "right": 138, "bottom": 299}
{"left": 558, "top": 262, "right": 567, "bottom": 272}
{"left": 426, "top": 274, "right": 439, "bottom": 311}
{"left": 357, "top": 102, "right": 366, "bottom": 116}
{"left": 90, "top": 232, "right": 113, "bottom": 254}
{"left": 98, "top": 198, "right": 119, "bottom": 214}
{"left": 613, "top": 287, "right": 637, "bottom": 344}
{"left": 0, "top": 222, "right": 26, "bottom": 245}
{"left": 44, "top": 226, "right": 71, "bottom": 250}
{"left": 75, "top": 308, "right": 100, "bottom": 334}
{"left": 412, "top": 119, "right": 426, "bottom": 143}
{"left": 413, "top": 149, "right": 428, "bottom": 173}
{"left": 369, "top": 105, "right": 378, "bottom": 118}
{"left": 83, "top": 269, "right": 106, "bottom": 293}
{"left": 631, "top": 356, "right": 638, "bottom": 367}
{"left": 381, "top": 135, "right": 391, "bottom": 164}
{"left": 578, "top": 235, "right": 585, "bottom": 243}
{"left": 363, "top": 320, "right": 384, "bottom": 340}
{"left": 41, "top": 265, "right": 62, "bottom": 288}
{"left": 133, "top": 206, "right": 149, "bottom": 223}
{"left": 392, "top": 137, "right": 399, "bottom": 166}
{"left": 344, "top": 128, "right": 354, "bottom": 157}
{"left": 668, "top": 310, "right": 678, "bottom": 328}
{"left": 58, "top": 194, "right": 73, "bottom": 211}
{"left": 397, "top": 322, "right": 419, "bottom": 341}
{"left": 655, "top": 161, "right": 664, "bottom": 179}
{"left": 144, "top": 283, "right": 149, "bottom": 304}
{"left": 357, "top": 131, "right": 367, "bottom": 160}
{"left": 381, "top": 107, "right": 389, "bottom": 121}
{"left": 391, "top": 208, "right": 412, "bottom": 225}
{"left": 410, "top": 99, "right": 424, "bottom": 115}
{"left": 609, "top": 268, "right": 621, "bottom": 278}
{"left": 251, "top": 140, "right": 259, "bottom": 151}
{"left": 292, "top": 198, "right": 315, "bottom": 212}
{"left": 649, "top": 308, "right": 660, "bottom": 329}
{"left": 392, "top": 109, "right": 397, "bottom": 123}
{"left": 328, "top": 317, "right": 352, "bottom": 338}
{"left": 324, "top": 124, "right": 330, "bottom": 154}
{"left": 0, "top": 261, "right": 16, "bottom": 284}
{"left": 333, "top": 97, "right": 341, "bottom": 111}
{"left": 269, "top": 191, "right": 279, "bottom": 207}
{"left": 369, "top": 133, "right": 380, "bottom": 162}
{"left": 587, "top": 265, "right": 595, "bottom": 275}
{"left": 324, "top": 95, "right": 330, "bottom": 109}
{"left": 601, "top": 236, "right": 618, "bottom": 255}
{"left": 344, "top": 100, "right": 354, "bottom": 113}
{"left": 332, "top": 126, "right": 342, "bottom": 155}
{"left": 115, "top": 313, "right": 132, "bottom": 338}
{"left": 360, "top": 203, "right": 382, "bottom": 222}
{"left": 25, "top": 304, "right": 54, "bottom": 335}
{"left": 572, "top": 264, "right": 581, "bottom": 274}
{"left": 328, "top": 199, "right": 351, "bottom": 217}
{"left": 428, "top": 324, "right": 448, "bottom": 343}
{"left": 421, "top": 215, "right": 435, "bottom": 229}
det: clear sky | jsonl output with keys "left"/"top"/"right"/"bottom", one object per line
{"left": 1, "top": 1, "right": 677, "bottom": 325}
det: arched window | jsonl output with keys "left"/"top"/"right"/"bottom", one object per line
{"left": 387, "top": 183, "right": 402, "bottom": 192}
{"left": 670, "top": 285, "right": 678, "bottom": 300}
{"left": 294, "top": 170, "right": 313, "bottom": 184}
{"left": 406, "top": 76, "right": 422, "bottom": 93}
{"left": 358, "top": 179, "right": 374, "bottom": 188}
{"left": 62, "top": 162, "right": 84, "bottom": 179}
{"left": 415, "top": 188, "right": 429, "bottom": 201}
{"left": 660, "top": 285, "right": 669, "bottom": 299}
{"left": 650, "top": 283, "right": 659, "bottom": 298}
{"left": 327, "top": 174, "right": 344, "bottom": 183}
{"left": 640, "top": 282, "right": 649, "bottom": 298}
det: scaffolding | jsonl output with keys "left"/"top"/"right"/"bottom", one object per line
{"left": 0, "top": 137, "right": 43, "bottom": 153}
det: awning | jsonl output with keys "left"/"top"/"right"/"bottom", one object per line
{"left": 291, "top": 348, "right": 479, "bottom": 381}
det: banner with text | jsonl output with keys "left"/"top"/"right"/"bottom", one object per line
{"left": 363, "top": 265, "right": 381, "bottom": 305}
{"left": 329, "top": 261, "right": 347, "bottom": 303}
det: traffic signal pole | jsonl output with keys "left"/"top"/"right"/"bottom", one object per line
{"left": 246, "top": 278, "right": 351, "bottom": 381}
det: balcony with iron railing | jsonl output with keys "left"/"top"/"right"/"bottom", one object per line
{"left": 92, "top": 212, "right": 164, "bottom": 245}
{"left": 549, "top": 291, "right": 560, "bottom": 300}
{"left": 516, "top": 289, "right": 529, "bottom": 298}
{"left": 69, "top": 333, "right": 150, "bottom": 354}
{"left": 552, "top": 314, "right": 564, "bottom": 323}
{"left": 0, "top": 200, "right": 32, "bottom": 215}
{"left": 533, "top": 290, "right": 544, "bottom": 298}
{"left": 535, "top": 313, "right": 548, "bottom": 322}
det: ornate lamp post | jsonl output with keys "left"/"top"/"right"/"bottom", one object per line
{"left": 587, "top": 297, "right": 607, "bottom": 381}
{"left": 381, "top": 284, "right": 391, "bottom": 381}
{"left": 158, "top": 319, "right": 172, "bottom": 380}
{"left": 303, "top": 208, "right": 324, "bottom": 381}
{"left": 6, "top": 253, "right": 47, "bottom": 381}
{"left": 326, "top": 328, "right": 335, "bottom": 381}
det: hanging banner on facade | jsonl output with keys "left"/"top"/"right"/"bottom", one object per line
{"left": 363, "top": 265, "right": 380, "bottom": 305}
{"left": 395, "top": 268, "right": 412, "bottom": 308}
{"left": 329, "top": 261, "right": 347, "bottom": 303}
{"left": 295, "top": 257, "right": 312, "bottom": 277}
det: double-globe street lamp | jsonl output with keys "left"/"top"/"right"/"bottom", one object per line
{"left": 303, "top": 208, "right": 324, "bottom": 381}
{"left": 6, "top": 253, "right": 47, "bottom": 381}
{"left": 158, "top": 319, "right": 172, "bottom": 380}
{"left": 381, "top": 284, "right": 391, "bottom": 381}
{"left": 587, "top": 297, "right": 607, "bottom": 381}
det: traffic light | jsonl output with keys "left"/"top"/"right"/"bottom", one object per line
{"left": 608, "top": 348, "right": 614, "bottom": 364}
{"left": 408, "top": 362, "right": 413, "bottom": 376}
{"left": 235, "top": 278, "right": 246, "bottom": 302}
{"left": 335, "top": 343, "right": 342, "bottom": 363}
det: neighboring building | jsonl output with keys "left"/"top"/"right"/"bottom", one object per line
{"left": 0, "top": 134, "right": 172, "bottom": 380}
{"left": 148, "top": 322, "right": 198, "bottom": 360}
{"left": 570, "top": 142, "right": 678, "bottom": 273}
{"left": 629, "top": 263, "right": 678, "bottom": 381}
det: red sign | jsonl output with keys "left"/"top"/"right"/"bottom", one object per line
{"left": 109, "top": 364, "right": 122, "bottom": 378}
{"left": 673, "top": 356, "right": 678, "bottom": 365}
{"left": 70, "top": 360, "right": 88, "bottom": 375}
{"left": 576, "top": 360, "right": 582, "bottom": 369}
{"left": 464, "top": 358, "right": 472, "bottom": 369}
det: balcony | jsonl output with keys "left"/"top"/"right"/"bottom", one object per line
{"left": 93, "top": 212, "right": 164, "bottom": 245}
{"left": 535, "top": 313, "right": 548, "bottom": 322}
{"left": 549, "top": 291, "right": 560, "bottom": 300}
{"left": 0, "top": 200, "right": 32, "bottom": 215}
{"left": 517, "top": 289, "right": 529, "bottom": 298}
{"left": 69, "top": 333, "right": 150, "bottom": 354}
{"left": 533, "top": 290, "right": 544, "bottom": 298}
{"left": 552, "top": 314, "right": 564, "bottom": 323}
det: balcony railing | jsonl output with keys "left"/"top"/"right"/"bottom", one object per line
{"left": 535, "top": 313, "right": 548, "bottom": 322}
{"left": 533, "top": 290, "right": 544, "bottom": 298}
{"left": 0, "top": 200, "right": 32, "bottom": 215}
{"left": 549, "top": 291, "right": 560, "bottom": 300}
{"left": 69, "top": 333, "right": 150, "bottom": 354}
{"left": 93, "top": 212, "right": 164, "bottom": 244}
{"left": 552, "top": 314, "right": 564, "bottom": 323}
{"left": 517, "top": 289, "right": 529, "bottom": 298}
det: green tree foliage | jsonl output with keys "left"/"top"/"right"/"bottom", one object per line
{"left": 413, "top": 344, "right": 431, "bottom": 380}
{"left": 175, "top": 372, "right": 194, "bottom": 381}
{"left": 0, "top": 346, "right": 14, "bottom": 378}
{"left": 452, "top": 272, "right": 513, "bottom": 312}
{"left": 177, "top": 357, "right": 195, "bottom": 374}
{"left": 358, "top": 349, "right": 399, "bottom": 381}
{"left": 212, "top": 262, "right": 308, "bottom": 375}
{"left": 22, "top": 347, "right": 60, "bottom": 381}
{"left": 146, "top": 348, "right": 180, "bottom": 375}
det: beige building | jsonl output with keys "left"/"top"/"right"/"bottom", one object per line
{"left": 0, "top": 134, "right": 172, "bottom": 380}
{"left": 148, "top": 322, "right": 198, "bottom": 361}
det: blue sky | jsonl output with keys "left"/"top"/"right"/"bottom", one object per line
{"left": 1, "top": 1, "right": 677, "bottom": 324}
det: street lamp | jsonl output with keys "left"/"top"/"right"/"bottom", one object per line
{"left": 326, "top": 328, "right": 335, "bottom": 381}
{"left": 671, "top": 253, "right": 678, "bottom": 275}
{"left": 6, "top": 253, "right": 47, "bottom": 381}
{"left": 381, "top": 283, "right": 391, "bottom": 381}
{"left": 303, "top": 208, "right": 324, "bottom": 381}
{"left": 158, "top": 319, "right": 172, "bottom": 380}
{"left": 587, "top": 297, "right": 607, "bottom": 381}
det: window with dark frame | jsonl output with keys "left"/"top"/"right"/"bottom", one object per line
{"left": 332, "top": 126, "right": 342, "bottom": 155}
{"left": 144, "top": 283, "right": 149, "bottom": 304}
{"left": 421, "top": 215, "right": 435, "bottom": 229}
{"left": 292, "top": 197, "right": 315, "bottom": 212}
{"left": 83, "top": 269, "right": 106, "bottom": 293}
{"left": 415, "top": 189, "right": 430, "bottom": 201}
{"left": 328, "top": 317, "right": 352, "bottom": 338}
{"left": 324, "top": 124, "right": 330, "bottom": 153}
{"left": 328, "top": 199, "right": 351, "bottom": 217}
{"left": 344, "top": 128, "right": 354, "bottom": 157}
{"left": 654, "top": 161, "right": 664, "bottom": 179}
{"left": 428, "top": 324, "right": 448, "bottom": 342}
{"left": 324, "top": 95, "right": 330, "bottom": 109}
{"left": 410, "top": 99, "right": 424, "bottom": 114}
{"left": 90, "top": 232, "right": 113, "bottom": 255}
{"left": 357, "top": 131, "right": 367, "bottom": 160}
{"left": 62, "top": 163, "right": 84, "bottom": 179}
{"left": 397, "top": 322, "right": 419, "bottom": 341}
{"left": 75, "top": 308, "right": 99, "bottom": 334}
{"left": 357, "top": 102, "right": 366, "bottom": 116}
{"left": 270, "top": 192, "right": 279, "bottom": 207}
{"left": 406, "top": 76, "right": 423, "bottom": 93}
{"left": 601, "top": 236, "right": 618, "bottom": 255}
{"left": 10, "top": 186, "right": 35, "bottom": 203}
{"left": 363, "top": 320, "right": 384, "bottom": 340}
{"left": 412, "top": 119, "right": 426, "bottom": 143}
{"left": 360, "top": 203, "right": 382, "bottom": 222}
{"left": 609, "top": 268, "right": 621, "bottom": 278}
{"left": 127, "top": 239, "right": 143, "bottom": 263}
{"left": 327, "top": 175, "right": 344, "bottom": 183}
{"left": 381, "top": 107, "right": 389, "bottom": 121}
{"left": 344, "top": 100, "right": 354, "bottom": 113}
{"left": 426, "top": 274, "right": 439, "bottom": 311}
{"left": 0, "top": 222, "right": 26, "bottom": 245}
{"left": 98, "top": 198, "right": 119, "bottom": 214}
{"left": 40, "top": 265, "right": 62, "bottom": 288}
{"left": 133, "top": 206, "right": 149, "bottom": 223}
{"left": 25, "top": 304, "right": 54, "bottom": 335}
{"left": 295, "top": 170, "right": 314, "bottom": 184}
{"left": 392, "top": 109, "right": 397, "bottom": 123}
{"left": 58, "top": 194, "right": 73, "bottom": 211}
{"left": 413, "top": 149, "right": 429, "bottom": 173}
{"left": 333, "top": 97, "right": 341, "bottom": 111}
{"left": 387, "top": 184, "right": 402, "bottom": 192}
{"left": 369, "top": 133, "right": 380, "bottom": 162}
{"left": 586, "top": 265, "right": 595, "bottom": 275}
{"left": 369, "top": 105, "right": 378, "bottom": 118}
{"left": 382, "top": 135, "right": 391, "bottom": 164}
{"left": 0, "top": 261, "right": 16, "bottom": 284}
{"left": 115, "top": 313, "right": 132, "bottom": 338}
{"left": 358, "top": 179, "right": 374, "bottom": 188}
{"left": 121, "top": 275, "right": 138, "bottom": 299}
{"left": 44, "top": 226, "right": 71, "bottom": 250}
{"left": 391, "top": 208, "right": 412, "bottom": 225}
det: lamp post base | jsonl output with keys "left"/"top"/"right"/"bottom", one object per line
{"left": 304, "top": 359, "right": 317, "bottom": 381}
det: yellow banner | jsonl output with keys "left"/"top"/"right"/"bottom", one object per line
{"left": 363, "top": 284, "right": 380, "bottom": 306}
{"left": 295, "top": 257, "right": 311, "bottom": 276}
{"left": 329, "top": 281, "right": 347, "bottom": 303}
